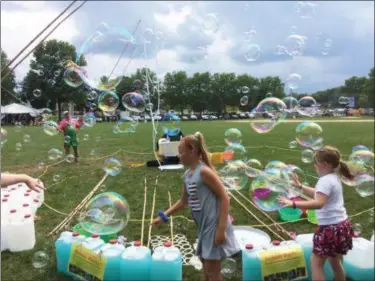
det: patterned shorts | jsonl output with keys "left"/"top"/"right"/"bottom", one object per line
{"left": 313, "top": 219, "right": 354, "bottom": 258}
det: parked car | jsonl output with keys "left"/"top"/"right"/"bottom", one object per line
{"left": 210, "top": 115, "right": 218, "bottom": 120}
{"left": 190, "top": 114, "right": 198, "bottom": 120}
{"left": 239, "top": 112, "right": 247, "bottom": 119}
{"left": 201, "top": 115, "right": 210, "bottom": 120}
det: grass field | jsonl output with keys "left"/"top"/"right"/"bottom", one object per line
{"left": 1, "top": 118, "right": 374, "bottom": 281}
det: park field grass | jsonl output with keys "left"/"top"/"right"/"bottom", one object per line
{"left": 1, "top": 118, "right": 374, "bottom": 281}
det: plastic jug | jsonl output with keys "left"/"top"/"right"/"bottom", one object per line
{"left": 8, "top": 213, "right": 35, "bottom": 252}
{"left": 120, "top": 240, "right": 152, "bottom": 281}
{"left": 242, "top": 244, "right": 262, "bottom": 280}
{"left": 150, "top": 241, "right": 182, "bottom": 281}
{"left": 295, "top": 233, "right": 334, "bottom": 281}
{"left": 96, "top": 239, "right": 125, "bottom": 281}
{"left": 344, "top": 234, "right": 374, "bottom": 281}
{"left": 1, "top": 203, "right": 10, "bottom": 252}
{"left": 82, "top": 234, "right": 105, "bottom": 251}
{"left": 55, "top": 232, "right": 86, "bottom": 275}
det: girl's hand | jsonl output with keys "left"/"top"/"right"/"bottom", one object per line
{"left": 214, "top": 230, "right": 226, "bottom": 246}
{"left": 292, "top": 173, "right": 302, "bottom": 188}
{"left": 277, "top": 196, "right": 293, "bottom": 207}
{"left": 151, "top": 217, "right": 163, "bottom": 226}
{"left": 24, "top": 176, "right": 45, "bottom": 192}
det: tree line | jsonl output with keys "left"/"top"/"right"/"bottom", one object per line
{"left": 1, "top": 39, "right": 373, "bottom": 118}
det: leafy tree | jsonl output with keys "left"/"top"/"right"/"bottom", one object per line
{"left": 1, "top": 49, "right": 17, "bottom": 105}
{"left": 21, "top": 39, "right": 87, "bottom": 120}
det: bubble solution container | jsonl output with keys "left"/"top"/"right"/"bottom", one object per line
{"left": 73, "top": 223, "right": 117, "bottom": 243}
{"left": 55, "top": 232, "right": 86, "bottom": 275}
{"left": 242, "top": 244, "right": 262, "bottom": 280}
{"left": 95, "top": 239, "right": 125, "bottom": 281}
{"left": 306, "top": 210, "right": 318, "bottom": 224}
{"left": 150, "top": 241, "right": 182, "bottom": 281}
{"left": 295, "top": 233, "right": 334, "bottom": 280}
{"left": 7, "top": 212, "right": 35, "bottom": 252}
{"left": 278, "top": 207, "right": 302, "bottom": 222}
{"left": 344, "top": 234, "right": 374, "bottom": 281}
{"left": 120, "top": 240, "right": 151, "bottom": 281}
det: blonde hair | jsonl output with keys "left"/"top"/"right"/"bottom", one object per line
{"left": 181, "top": 132, "right": 214, "bottom": 170}
{"left": 314, "top": 145, "right": 355, "bottom": 180}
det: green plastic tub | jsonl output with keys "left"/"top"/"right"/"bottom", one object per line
{"left": 307, "top": 209, "right": 318, "bottom": 224}
{"left": 73, "top": 223, "right": 117, "bottom": 243}
{"left": 278, "top": 207, "right": 302, "bottom": 222}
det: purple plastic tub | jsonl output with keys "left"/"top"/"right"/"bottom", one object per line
{"left": 253, "top": 188, "right": 271, "bottom": 199}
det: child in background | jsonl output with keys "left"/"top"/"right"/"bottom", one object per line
{"left": 152, "top": 132, "right": 240, "bottom": 281}
{"left": 278, "top": 146, "right": 355, "bottom": 281}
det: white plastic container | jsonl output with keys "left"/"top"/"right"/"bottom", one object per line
{"left": 8, "top": 213, "right": 36, "bottom": 252}
{"left": 82, "top": 234, "right": 105, "bottom": 251}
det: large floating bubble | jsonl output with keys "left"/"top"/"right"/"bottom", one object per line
{"left": 76, "top": 25, "right": 136, "bottom": 91}
{"left": 224, "top": 128, "right": 242, "bottom": 145}
{"left": 82, "top": 113, "right": 96, "bottom": 128}
{"left": 48, "top": 148, "right": 63, "bottom": 161}
{"left": 286, "top": 73, "right": 302, "bottom": 90}
{"left": 103, "top": 157, "right": 122, "bottom": 176}
{"left": 250, "top": 97, "right": 287, "bottom": 134}
{"left": 296, "top": 96, "right": 319, "bottom": 117}
{"left": 79, "top": 192, "right": 130, "bottom": 235}
{"left": 284, "top": 34, "right": 306, "bottom": 56}
{"left": 350, "top": 150, "right": 374, "bottom": 167}
{"left": 224, "top": 144, "right": 248, "bottom": 163}
{"left": 219, "top": 160, "right": 248, "bottom": 191}
{"left": 244, "top": 44, "right": 261, "bottom": 62}
{"left": 240, "top": 96, "right": 248, "bottom": 106}
{"left": 63, "top": 62, "right": 85, "bottom": 88}
{"left": 354, "top": 174, "right": 374, "bottom": 197}
{"left": 43, "top": 121, "right": 59, "bottom": 136}
{"left": 301, "top": 149, "right": 314, "bottom": 163}
{"left": 338, "top": 96, "right": 349, "bottom": 105}
{"left": 352, "top": 145, "right": 370, "bottom": 153}
{"left": 98, "top": 91, "right": 120, "bottom": 112}
{"left": 283, "top": 97, "right": 298, "bottom": 112}
{"left": 122, "top": 92, "right": 146, "bottom": 113}
{"left": 295, "top": 121, "right": 323, "bottom": 149}
{"left": 265, "top": 160, "right": 287, "bottom": 170}
{"left": 245, "top": 159, "right": 263, "bottom": 178}
{"left": 114, "top": 117, "right": 137, "bottom": 133}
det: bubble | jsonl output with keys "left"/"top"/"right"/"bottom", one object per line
{"left": 341, "top": 161, "right": 368, "bottom": 186}
{"left": 252, "top": 189, "right": 286, "bottom": 212}
{"left": 242, "top": 86, "right": 249, "bottom": 94}
{"left": 32, "top": 251, "right": 49, "bottom": 269}
{"left": 224, "top": 144, "right": 248, "bottom": 162}
{"left": 155, "top": 31, "right": 163, "bottom": 41}
{"left": 265, "top": 160, "right": 287, "bottom": 170}
{"left": 350, "top": 150, "right": 374, "bottom": 167}
{"left": 63, "top": 65, "right": 84, "bottom": 88}
{"left": 286, "top": 73, "right": 302, "bottom": 90}
{"left": 294, "top": 1, "right": 316, "bottom": 19}
{"left": 284, "top": 34, "right": 306, "bottom": 56}
{"left": 22, "top": 134, "right": 31, "bottom": 143}
{"left": 64, "top": 136, "right": 71, "bottom": 144}
{"left": 338, "top": 96, "right": 349, "bottom": 105}
{"left": 114, "top": 117, "right": 137, "bottom": 133}
{"left": 301, "top": 149, "right": 314, "bottom": 163}
{"left": 244, "top": 44, "right": 261, "bottom": 62}
{"left": 240, "top": 96, "right": 248, "bottom": 106}
{"left": 103, "top": 157, "right": 122, "bottom": 176}
{"left": 15, "top": 142, "right": 22, "bottom": 151}
{"left": 66, "top": 154, "right": 75, "bottom": 163}
{"left": 202, "top": 14, "right": 219, "bottom": 33}
{"left": 14, "top": 123, "right": 23, "bottom": 133}
{"left": 90, "top": 149, "right": 97, "bottom": 156}
{"left": 33, "top": 89, "right": 42, "bottom": 98}
{"left": 274, "top": 45, "right": 287, "bottom": 55}
{"left": 1, "top": 128, "right": 7, "bottom": 147}
{"left": 250, "top": 97, "right": 287, "bottom": 134}
{"left": 54, "top": 70, "right": 61, "bottom": 77}
{"left": 224, "top": 128, "right": 242, "bottom": 145}
{"left": 192, "top": 46, "right": 208, "bottom": 62}
{"left": 289, "top": 141, "right": 298, "bottom": 149}
{"left": 286, "top": 164, "right": 306, "bottom": 195}
{"left": 245, "top": 159, "right": 262, "bottom": 177}
{"left": 219, "top": 161, "right": 248, "bottom": 191}
{"left": 98, "top": 91, "right": 119, "bottom": 112}
{"left": 53, "top": 174, "right": 61, "bottom": 182}
{"left": 142, "top": 28, "right": 154, "bottom": 43}
{"left": 311, "top": 138, "right": 324, "bottom": 150}
{"left": 37, "top": 162, "right": 45, "bottom": 170}
{"left": 79, "top": 192, "right": 130, "bottom": 235}
{"left": 316, "top": 33, "right": 333, "bottom": 55}
{"left": 244, "top": 27, "right": 257, "bottom": 41}
{"left": 90, "top": 103, "right": 97, "bottom": 110}
{"left": 83, "top": 114, "right": 96, "bottom": 128}
{"left": 296, "top": 96, "right": 319, "bottom": 117}
{"left": 353, "top": 223, "right": 362, "bottom": 236}
{"left": 221, "top": 258, "right": 236, "bottom": 276}
{"left": 83, "top": 134, "right": 90, "bottom": 141}
{"left": 146, "top": 103, "right": 153, "bottom": 111}
{"left": 352, "top": 145, "right": 370, "bottom": 153}
{"left": 43, "top": 121, "right": 59, "bottom": 136}
{"left": 122, "top": 92, "right": 146, "bottom": 113}
{"left": 265, "top": 92, "right": 273, "bottom": 98}
{"left": 88, "top": 90, "right": 98, "bottom": 100}
{"left": 48, "top": 148, "right": 63, "bottom": 161}
{"left": 295, "top": 121, "right": 323, "bottom": 149}
{"left": 76, "top": 25, "right": 136, "bottom": 91}
{"left": 354, "top": 174, "right": 374, "bottom": 197}
{"left": 162, "top": 113, "right": 180, "bottom": 134}
{"left": 99, "top": 184, "right": 107, "bottom": 192}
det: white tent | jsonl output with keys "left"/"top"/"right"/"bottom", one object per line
{"left": 1, "top": 103, "right": 39, "bottom": 117}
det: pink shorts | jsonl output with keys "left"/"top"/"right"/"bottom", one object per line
{"left": 313, "top": 219, "right": 353, "bottom": 258}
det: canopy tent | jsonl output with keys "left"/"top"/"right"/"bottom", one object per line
{"left": 1, "top": 103, "right": 39, "bottom": 117}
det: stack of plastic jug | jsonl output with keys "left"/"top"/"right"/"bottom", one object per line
{"left": 95, "top": 239, "right": 125, "bottom": 281}
{"left": 295, "top": 234, "right": 334, "bottom": 281}
{"left": 150, "top": 241, "right": 182, "bottom": 281}
{"left": 55, "top": 232, "right": 86, "bottom": 276}
{"left": 343, "top": 233, "right": 374, "bottom": 281}
{"left": 120, "top": 241, "right": 151, "bottom": 280}
{"left": 1, "top": 182, "right": 44, "bottom": 252}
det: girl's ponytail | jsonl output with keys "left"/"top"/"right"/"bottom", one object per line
{"left": 195, "top": 132, "right": 214, "bottom": 170}
{"left": 339, "top": 160, "right": 355, "bottom": 180}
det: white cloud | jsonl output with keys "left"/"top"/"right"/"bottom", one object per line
{"left": 1, "top": 1, "right": 79, "bottom": 81}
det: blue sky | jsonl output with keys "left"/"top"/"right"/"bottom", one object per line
{"left": 1, "top": 1, "right": 374, "bottom": 93}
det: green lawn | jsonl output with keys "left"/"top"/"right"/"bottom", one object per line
{"left": 1, "top": 118, "right": 374, "bottom": 281}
